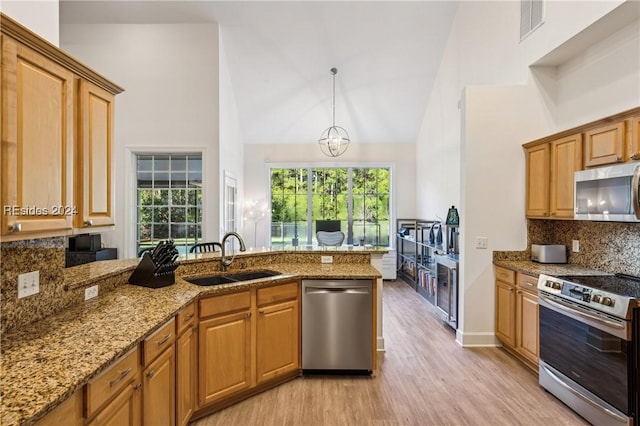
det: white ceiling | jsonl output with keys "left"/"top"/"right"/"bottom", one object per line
{"left": 60, "top": 1, "right": 459, "bottom": 145}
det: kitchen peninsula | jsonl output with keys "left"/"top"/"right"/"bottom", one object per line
{"left": 0, "top": 246, "right": 385, "bottom": 426}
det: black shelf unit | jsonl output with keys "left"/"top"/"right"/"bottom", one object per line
{"left": 396, "top": 218, "right": 459, "bottom": 309}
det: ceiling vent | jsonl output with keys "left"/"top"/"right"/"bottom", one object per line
{"left": 520, "top": 0, "right": 544, "bottom": 41}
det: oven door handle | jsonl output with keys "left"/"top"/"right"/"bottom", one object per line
{"left": 539, "top": 294, "right": 625, "bottom": 330}
{"left": 541, "top": 364, "right": 628, "bottom": 424}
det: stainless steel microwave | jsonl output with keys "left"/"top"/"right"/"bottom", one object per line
{"left": 574, "top": 162, "right": 640, "bottom": 222}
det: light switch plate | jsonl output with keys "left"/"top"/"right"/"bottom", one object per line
{"left": 475, "top": 237, "right": 488, "bottom": 249}
{"left": 18, "top": 271, "right": 39, "bottom": 299}
{"left": 321, "top": 255, "right": 333, "bottom": 264}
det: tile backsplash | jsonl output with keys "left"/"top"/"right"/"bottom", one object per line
{"left": 528, "top": 219, "right": 640, "bottom": 276}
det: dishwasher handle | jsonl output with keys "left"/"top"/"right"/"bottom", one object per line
{"left": 304, "top": 286, "right": 370, "bottom": 295}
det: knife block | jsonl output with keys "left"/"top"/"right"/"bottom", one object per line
{"left": 129, "top": 253, "right": 175, "bottom": 288}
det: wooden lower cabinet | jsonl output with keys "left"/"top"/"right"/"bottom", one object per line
{"left": 495, "top": 266, "right": 539, "bottom": 370}
{"left": 516, "top": 289, "right": 539, "bottom": 365}
{"left": 199, "top": 309, "right": 252, "bottom": 406}
{"left": 256, "top": 299, "right": 299, "bottom": 384}
{"left": 176, "top": 306, "right": 197, "bottom": 426}
{"left": 197, "top": 281, "right": 301, "bottom": 414}
{"left": 142, "top": 346, "right": 175, "bottom": 426}
{"left": 35, "top": 389, "right": 83, "bottom": 426}
{"left": 87, "top": 378, "right": 141, "bottom": 426}
{"left": 495, "top": 268, "right": 516, "bottom": 347}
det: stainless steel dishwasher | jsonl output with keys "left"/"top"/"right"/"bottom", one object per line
{"left": 302, "top": 279, "right": 372, "bottom": 373}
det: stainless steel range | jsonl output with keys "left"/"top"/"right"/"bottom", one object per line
{"left": 537, "top": 273, "right": 640, "bottom": 426}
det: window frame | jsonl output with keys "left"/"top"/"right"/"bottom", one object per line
{"left": 267, "top": 162, "right": 395, "bottom": 247}
{"left": 126, "top": 147, "right": 207, "bottom": 258}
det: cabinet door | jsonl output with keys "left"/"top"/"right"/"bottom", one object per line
{"left": 176, "top": 326, "right": 196, "bottom": 426}
{"left": 525, "top": 144, "right": 550, "bottom": 218}
{"left": 199, "top": 310, "right": 251, "bottom": 406}
{"left": 1, "top": 36, "right": 74, "bottom": 237}
{"left": 550, "top": 133, "right": 582, "bottom": 218}
{"left": 256, "top": 300, "right": 299, "bottom": 384}
{"left": 87, "top": 379, "right": 141, "bottom": 426}
{"left": 495, "top": 280, "right": 516, "bottom": 347}
{"left": 630, "top": 116, "right": 640, "bottom": 161}
{"left": 142, "top": 347, "right": 175, "bottom": 426}
{"left": 516, "top": 290, "right": 539, "bottom": 365}
{"left": 35, "top": 389, "right": 82, "bottom": 426}
{"left": 75, "top": 79, "right": 115, "bottom": 228}
{"left": 584, "top": 121, "right": 625, "bottom": 167}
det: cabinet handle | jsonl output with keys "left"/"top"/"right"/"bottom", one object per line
{"left": 246, "top": 312, "right": 252, "bottom": 318}
{"left": 156, "top": 333, "right": 171, "bottom": 346}
{"left": 109, "top": 368, "right": 132, "bottom": 387}
{"left": 8, "top": 223, "right": 21, "bottom": 232}
{"left": 259, "top": 309, "right": 265, "bottom": 315}
{"left": 543, "top": 212, "right": 549, "bottom": 216}
{"left": 616, "top": 156, "right": 622, "bottom": 162}
{"left": 146, "top": 370, "right": 155, "bottom": 379}
{"left": 184, "top": 313, "right": 194, "bottom": 322}
{"left": 509, "top": 288, "right": 514, "bottom": 293}
{"left": 631, "top": 153, "right": 640, "bottom": 160}
{"left": 550, "top": 212, "right": 556, "bottom": 216}
{"left": 133, "top": 383, "right": 142, "bottom": 391}
{"left": 84, "top": 220, "right": 93, "bottom": 227}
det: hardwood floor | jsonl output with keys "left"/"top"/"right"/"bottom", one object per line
{"left": 194, "top": 278, "right": 588, "bottom": 425}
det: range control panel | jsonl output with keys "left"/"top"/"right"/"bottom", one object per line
{"left": 537, "top": 274, "right": 629, "bottom": 319}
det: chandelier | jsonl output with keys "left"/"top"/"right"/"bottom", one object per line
{"left": 318, "top": 67, "right": 350, "bottom": 157}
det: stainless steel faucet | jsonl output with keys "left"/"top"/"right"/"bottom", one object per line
{"left": 220, "top": 232, "right": 247, "bottom": 271}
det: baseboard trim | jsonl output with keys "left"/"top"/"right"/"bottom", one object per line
{"left": 455, "top": 330, "right": 499, "bottom": 347}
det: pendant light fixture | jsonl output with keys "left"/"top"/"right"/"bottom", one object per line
{"left": 318, "top": 67, "right": 350, "bottom": 157}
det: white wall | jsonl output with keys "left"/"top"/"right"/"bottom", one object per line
{"left": 1, "top": 0, "right": 59, "bottom": 45}
{"left": 244, "top": 143, "right": 416, "bottom": 248}
{"left": 218, "top": 31, "right": 245, "bottom": 237}
{"left": 60, "top": 23, "right": 221, "bottom": 258}
{"left": 416, "top": 0, "right": 639, "bottom": 345}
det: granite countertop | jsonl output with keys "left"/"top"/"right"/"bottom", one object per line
{"left": 1, "top": 262, "right": 381, "bottom": 426}
{"left": 493, "top": 259, "right": 612, "bottom": 277}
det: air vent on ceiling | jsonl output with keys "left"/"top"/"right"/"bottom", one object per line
{"left": 520, "top": 0, "right": 544, "bottom": 41}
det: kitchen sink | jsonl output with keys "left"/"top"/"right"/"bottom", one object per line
{"left": 185, "top": 270, "right": 281, "bottom": 286}
{"left": 224, "top": 270, "right": 281, "bottom": 281}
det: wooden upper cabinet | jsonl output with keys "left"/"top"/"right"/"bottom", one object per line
{"left": 584, "top": 121, "right": 625, "bottom": 167}
{"left": 630, "top": 116, "right": 640, "bottom": 161}
{"left": 1, "top": 36, "right": 74, "bottom": 237}
{"left": 525, "top": 143, "right": 550, "bottom": 217}
{"left": 550, "top": 133, "right": 582, "bottom": 218}
{"left": 75, "top": 79, "right": 115, "bottom": 228}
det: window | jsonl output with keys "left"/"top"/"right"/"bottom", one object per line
{"left": 136, "top": 153, "right": 202, "bottom": 255}
{"left": 270, "top": 167, "right": 391, "bottom": 247}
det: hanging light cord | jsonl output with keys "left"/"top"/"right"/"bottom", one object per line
{"left": 331, "top": 67, "right": 337, "bottom": 127}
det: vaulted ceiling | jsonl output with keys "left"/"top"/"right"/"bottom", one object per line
{"left": 60, "top": 1, "right": 458, "bottom": 145}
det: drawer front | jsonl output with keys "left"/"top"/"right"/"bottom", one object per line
{"left": 495, "top": 266, "right": 516, "bottom": 285}
{"left": 199, "top": 290, "right": 251, "bottom": 318}
{"left": 176, "top": 302, "right": 196, "bottom": 336}
{"left": 257, "top": 282, "right": 298, "bottom": 306}
{"left": 517, "top": 272, "right": 538, "bottom": 293}
{"left": 143, "top": 318, "right": 175, "bottom": 366}
{"left": 85, "top": 346, "right": 140, "bottom": 418}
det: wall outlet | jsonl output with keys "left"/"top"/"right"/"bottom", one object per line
{"left": 572, "top": 240, "right": 580, "bottom": 253}
{"left": 18, "top": 271, "right": 39, "bottom": 299}
{"left": 321, "top": 255, "right": 333, "bottom": 264}
{"left": 85, "top": 285, "right": 99, "bottom": 301}
{"left": 475, "top": 237, "right": 488, "bottom": 249}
